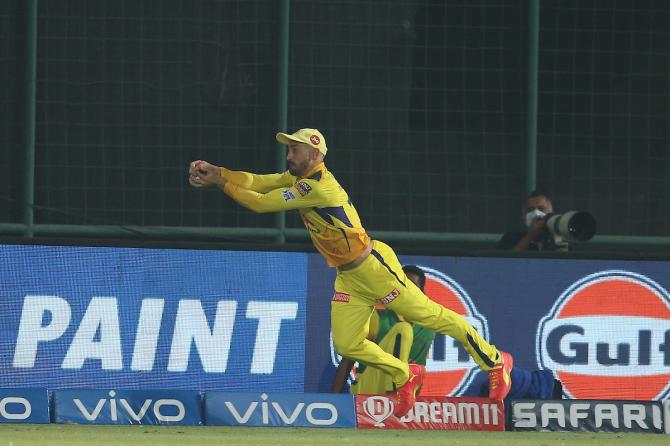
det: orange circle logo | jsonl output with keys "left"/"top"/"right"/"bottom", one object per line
{"left": 537, "top": 270, "right": 670, "bottom": 400}
{"left": 419, "top": 267, "right": 489, "bottom": 397}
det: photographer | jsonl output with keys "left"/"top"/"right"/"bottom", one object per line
{"left": 496, "top": 191, "right": 569, "bottom": 252}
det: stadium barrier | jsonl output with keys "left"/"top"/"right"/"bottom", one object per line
{"left": 0, "top": 388, "right": 49, "bottom": 423}
{"left": 0, "top": 388, "right": 668, "bottom": 434}
{"left": 53, "top": 389, "right": 202, "bottom": 425}
{"left": 510, "top": 399, "right": 664, "bottom": 434}
{"left": 205, "top": 392, "right": 355, "bottom": 428}
{"left": 355, "top": 395, "right": 504, "bottom": 431}
{"left": 2, "top": 242, "right": 670, "bottom": 425}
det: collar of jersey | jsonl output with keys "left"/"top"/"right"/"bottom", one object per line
{"left": 297, "top": 162, "right": 326, "bottom": 180}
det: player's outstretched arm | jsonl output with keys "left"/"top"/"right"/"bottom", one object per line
{"left": 224, "top": 180, "right": 326, "bottom": 213}
{"left": 189, "top": 160, "right": 293, "bottom": 192}
{"left": 220, "top": 167, "right": 294, "bottom": 192}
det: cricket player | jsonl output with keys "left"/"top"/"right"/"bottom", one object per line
{"left": 332, "top": 265, "right": 434, "bottom": 395}
{"left": 188, "top": 128, "right": 513, "bottom": 417}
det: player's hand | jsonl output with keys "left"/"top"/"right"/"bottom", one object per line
{"left": 188, "top": 160, "right": 222, "bottom": 188}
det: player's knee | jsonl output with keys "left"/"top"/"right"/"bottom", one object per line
{"left": 333, "top": 337, "right": 361, "bottom": 357}
{"left": 406, "top": 307, "right": 446, "bottom": 329}
{"left": 333, "top": 339, "right": 351, "bottom": 356}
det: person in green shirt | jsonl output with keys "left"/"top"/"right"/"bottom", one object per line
{"left": 332, "top": 265, "right": 435, "bottom": 394}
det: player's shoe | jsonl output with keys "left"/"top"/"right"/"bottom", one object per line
{"left": 393, "top": 363, "right": 423, "bottom": 418}
{"left": 488, "top": 351, "right": 513, "bottom": 401}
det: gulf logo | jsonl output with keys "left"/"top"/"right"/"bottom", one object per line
{"left": 537, "top": 270, "right": 670, "bottom": 401}
{"left": 418, "top": 266, "right": 489, "bottom": 397}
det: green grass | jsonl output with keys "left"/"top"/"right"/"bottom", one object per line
{"left": 0, "top": 425, "right": 667, "bottom": 446}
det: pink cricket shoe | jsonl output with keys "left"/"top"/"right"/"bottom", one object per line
{"left": 393, "top": 363, "right": 424, "bottom": 418}
{"left": 488, "top": 351, "right": 514, "bottom": 401}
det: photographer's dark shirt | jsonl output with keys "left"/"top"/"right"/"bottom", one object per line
{"left": 496, "top": 230, "right": 564, "bottom": 251}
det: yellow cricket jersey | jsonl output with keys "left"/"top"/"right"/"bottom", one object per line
{"left": 221, "top": 163, "right": 371, "bottom": 267}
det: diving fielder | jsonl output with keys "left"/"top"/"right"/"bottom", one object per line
{"left": 188, "top": 128, "right": 513, "bottom": 417}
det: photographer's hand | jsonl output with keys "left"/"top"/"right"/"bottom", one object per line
{"left": 512, "top": 217, "right": 546, "bottom": 252}
{"left": 527, "top": 217, "right": 546, "bottom": 238}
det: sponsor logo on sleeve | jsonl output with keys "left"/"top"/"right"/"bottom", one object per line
{"left": 282, "top": 189, "right": 296, "bottom": 202}
{"left": 295, "top": 182, "right": 312, "bottom": 197}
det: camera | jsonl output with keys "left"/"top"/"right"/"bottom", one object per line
{"left": 545, "top": 211, "right": 597, "bottom": 242}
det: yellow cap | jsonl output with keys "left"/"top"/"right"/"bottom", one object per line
{"left": 276, "top": 128, "right": 328, "bottom": 156}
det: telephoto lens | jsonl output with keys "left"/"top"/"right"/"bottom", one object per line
{"left": 545, "top": 211, "right": 597, "bottom": 242}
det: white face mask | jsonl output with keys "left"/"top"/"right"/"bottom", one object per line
{"left": 525, "top": 209, "right": 546, "bottom": 227}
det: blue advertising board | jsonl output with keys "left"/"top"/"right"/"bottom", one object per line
{"left": 53, "top": 389, "right": 201, "bottom": 425}
{"left": 0, "top": 244, "right": 306, "bottom": 392}
{"left": 0, "top": 388, "right": 49, "bottom": 423}
{"left": 306, "top": 253, "right": 670, "bottom": 401}
{"left": 3, "top": 243, "right": 670, "bottom": 401}
{"left": 205, "top": 392, "right": 355, "bottom": 427}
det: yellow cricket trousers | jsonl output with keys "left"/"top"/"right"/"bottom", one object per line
{"left": 331, "top": 240, "right": 500, "bottom": 387}
{"left": 350, "top": 322, "right": 413, "bottom": 395}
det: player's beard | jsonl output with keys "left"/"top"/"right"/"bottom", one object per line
{"left": 288, "top": 160, "right": 309, "bottom": 177}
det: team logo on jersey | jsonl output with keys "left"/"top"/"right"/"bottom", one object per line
{"left": 282, "top": 189, "right": 296, "bottom": 202}
{"left": 536, "top": 270, "right": 670, "bottom": 401}
{"left": 295, "top": 181, "right": 312, "bottom": 197}
{"left": 418, "top": 266, "right": 490, "bottom": 397}
{"left": 310, "top": 135, "right": 321, "bottom": 146}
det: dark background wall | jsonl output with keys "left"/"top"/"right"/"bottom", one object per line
{"left": 537, "top": 1, "right": 670, "bottom": 237}
{"left": 0, "top": 0, "right": 22, "bottom": 223}
{"left": 2, "top": 0, "right": 669, "bottom": 239}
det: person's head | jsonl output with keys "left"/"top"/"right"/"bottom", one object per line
{"left": 276, "top": 128, "right": 327, "bottom": 177}
{"left": 522, "top": 190, "right": 554, "bottom": 226}
{"left": 403, "top": 265, "right": 426, "bottom": 292}
{"left": 524, "top": 191, "right": 553, "bottom": 213}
